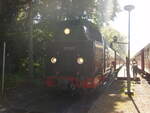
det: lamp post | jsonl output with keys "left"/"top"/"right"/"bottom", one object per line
{"left": 124, "top": 5, "right": 135, "bottom": 95}
{"left": 1, "top": 41, "right": 6, "bottom": 96}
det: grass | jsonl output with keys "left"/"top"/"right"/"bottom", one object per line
{"left": 0, "top": 73, "right": 27, "bottom": 89}
{"left": 0, "top": 72, "right": 45, "bottom": 90}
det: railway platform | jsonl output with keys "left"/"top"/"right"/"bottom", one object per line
{"left": 92, "top": 66, "right": 150, "bottom": 113}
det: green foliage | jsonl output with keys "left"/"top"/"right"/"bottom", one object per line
{"left": 101, "top": 26, "right": 127, "bottom": 57}
{"left": 1, "top": 73, "right": 27, "bottom": 88}
{"left": 0, "top": 0, "right": 120, "bottom": 83}
{"left": 34, "top": 0, "right": 120, "bottom": 26}
{"left": 17, "top": 8, "right": 27, "bottom": 21}
{"left": 0, "top": 0, "right": 120, "bottom": 40}
{"left": 101, "top": 26, "right": 121, "bottom": 41}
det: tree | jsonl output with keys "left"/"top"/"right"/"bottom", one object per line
{"left": 0, "top": 0, "right": 121, "bottom": 78}
{"left": 32, "top": 0, "right": 120, "bottom": 26}
{"left": 101, "top": 26, "right": 127, "bottom": 57}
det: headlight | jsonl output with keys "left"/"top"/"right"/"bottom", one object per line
{"left": 64, "top": 28, "right": 71, "bottom": 35}
{"left": 51, "top": 57, "right": 57, "bottom": 64}
{"left": 77, "top": 57, "right": 84, "bottom": 64}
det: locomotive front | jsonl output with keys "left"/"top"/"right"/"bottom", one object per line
{"left": 45, "top": 20, "right": 104, "bottom": 90}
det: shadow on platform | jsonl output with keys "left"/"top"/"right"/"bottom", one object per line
{"left": 129, "top": 96, "right": 141, "bottom": 113}
{"left": 87, "top": 80, "right": 132, "bottom": 113}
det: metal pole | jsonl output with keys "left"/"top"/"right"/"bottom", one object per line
{"left": 28, "top": 1, "right": 34, "bottom": 78}
{"left": 114, "top": 51, "right": 116, "bottom": 70}
{"left": 1, "top": 42, "right": 6, "bottom": 96}
{"left": 127, "top": 11, "right": 131, "bottom": 93}
{"left": 124, "top": 5, "right": 134, "bottom": 95}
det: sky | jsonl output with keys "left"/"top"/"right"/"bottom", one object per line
{"left": 110, "top": 0, "right": 150, "bottom": 57}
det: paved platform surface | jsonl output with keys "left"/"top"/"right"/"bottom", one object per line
{"left": 117, "top": 65, "right": 136, "bottom": 79}
{"left": 88, "top": 66, "right": 150, "bottom": 113}
{"left": 106, "top": 66, "right": 150, "bottom": 113}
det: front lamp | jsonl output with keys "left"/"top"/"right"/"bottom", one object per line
{"left": 51, "top": 57, "right": 57, "bottom": 64}
{"left": 64, "top": 28, "right": 71, "bottom": 35}
{"left": 77, "top": 57, "right": 84, "bottom": 64}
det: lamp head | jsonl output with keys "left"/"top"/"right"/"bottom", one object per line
{"left": 124, "top": 5, "right": 135, "bottom": 12}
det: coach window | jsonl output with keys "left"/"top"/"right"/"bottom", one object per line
{"left": 148, "top": 48, "right": 150, "bottom": 59}
{"left": 147, "top": 48, "right": 150, "bottom": 59}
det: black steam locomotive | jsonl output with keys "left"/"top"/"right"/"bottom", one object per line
{"left": 44, "top": 19, "right": 122, "bottom": 91}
